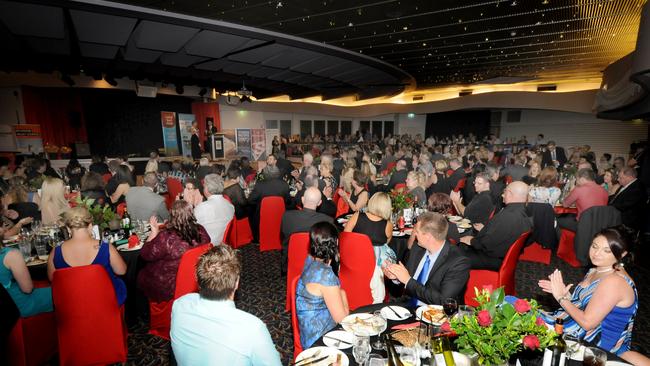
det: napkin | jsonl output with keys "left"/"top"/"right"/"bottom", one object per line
{"left": 128, "top": 234, "right": 140, "bottom": 248}
{"left": 391, "top": 321, "right": 421, "bottom": 330}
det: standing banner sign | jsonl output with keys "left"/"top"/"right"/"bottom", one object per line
{"left": 178, "top": 113, "right": 196, "bottom": 157}
{"left": 160, "top": 112, "right": 179, "bottom": 156}
{"left": 14, "top": 124, "right": 44, "bottom": 154}
{"left": 236, "top": 128, "right": 251, "bottom": 159}
{"left": 251, "top": 129, "right": 267, "bottom": 161}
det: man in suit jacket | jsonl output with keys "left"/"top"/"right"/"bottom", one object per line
{"left": 384, "top": 212, "right": 470, "bottom": 305}
{"left": 385, "top": 159, "right": 408, "bottom": 190}
{"left": 445, "top": 158, "right": 466, "bottom": 193}
{"left": 125, "top": 172, "right": 169, "bottom": 222}
{"left": 459, "top": 181, "right": 532, "bottom": 271}
{"left": 249, "top": 165, "right": 290, "bottom": 241}
{"left": 609, "top": 167, "right": 647, "bottom": 231}
{"left": 541, "top": 141, "right": 567, "bottom": 169}
{"left": 280, "top": 187, "right": 334, "bottom": 272}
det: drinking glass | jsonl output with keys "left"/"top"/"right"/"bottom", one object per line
{"left": 456, "top": 305, "right": 475, "bottom": 320}
{"left": 564, "top": 333, "right": 584, "bottom": 360}
{"left": 18, "top": 239, "right": 32, "bottom": 260}
{"left": 443, "top": 298, "right": 458, "bottom": 317}
{"left": 34, "top": 239, "right": 47, "bottom": 259}
{"left": 353, "top": 334, "right": 371, "bottom": 365}
{"left": 399, "top": 347, "right": 418, "bottom": 366}
{"left": 583, "top": 347, "right": 606, "bottom": 366}
{"left": 371, "top": 310, "right": 387, "bottom": 350}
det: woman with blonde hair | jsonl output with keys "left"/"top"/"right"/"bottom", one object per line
{"left": 47, "top": 206, "right": 127, "bottom": 304}
{"left": 406, "top": 170, "right": 427, "bottom": 206}
{"left": 40, "top": 177, "right": 69, "bottom": 225}
{"left": 344, "top": 192, "right": 395, "bottom": 303}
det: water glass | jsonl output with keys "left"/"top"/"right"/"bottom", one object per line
{"left": 399, "top": 347, "right": 418, "bottom": 366}
{"left": 583, "top": 347, "right": 606, "bottom": 366}
{"left": 371, "top": 310, "right": 387, "bottom": 350}
{"left": 34, "top": 240, "right": 48, "bottom": 259}
{"left": 353, "top": 334, "right": 371, "bottom": 365}
{"left": 456, "top": 305, "right": 475, "bottom": 320}
{"left": 18, "top": 239, "right": 32, "bottom": 260}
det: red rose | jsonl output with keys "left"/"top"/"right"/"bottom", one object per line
{"left": 514, "top": 299, "right": 531, "bottom": 313}
{"left": 441, "top": 321, "right": 452, "bottom": 333}
{"left": 523, "top": 335, "right": 540, "bottom": 350}
{"left": 477, "top": 310, "right": 492, "bottom": 327}
{"left": 536, "top": 317, "right": 546, "bottom": 326}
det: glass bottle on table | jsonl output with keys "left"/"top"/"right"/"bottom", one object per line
{"left": 384, "top": 333, "right": 405, "bottom": 366}
{"left": 431, "top": 326, "right": 455, "bottom": 366}
{"left": 550, "top": 318, "right": 566, "bottom": 366}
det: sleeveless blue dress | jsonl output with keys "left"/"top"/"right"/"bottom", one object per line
{"left": 541, "top": 269, "right": 637, "bottom": 355}
{"left": 0, "top": 247, "right": 53, "bottom": 317}
{"left": 53, "top": 241, "right": 126, "bottom": 305}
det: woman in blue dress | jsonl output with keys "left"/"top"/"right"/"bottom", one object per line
{"left": 296, "top": 222, "right": 349, "bottom": 349}
{"left": 47, "top": 206, "right": 127, "bottom": 305}
{"left": 539, "top": 227, "right": 637, "bottom": 356}
{"left": 0, "top": 243, "right": 52, "bottom": 317}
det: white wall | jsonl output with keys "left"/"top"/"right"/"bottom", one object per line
{"left": 396, "top": 113, "right": 426, "bottom": 136}
{"left": 497, "top": 109, "right": 648, "bottom": 158}
{"left": 0, "top": 87, "right": 24, "bottom": 125}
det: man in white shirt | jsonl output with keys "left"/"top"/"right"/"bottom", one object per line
{"left": 171, "top": 244, "right": 282, "bottom": 366}
{"left": 194, "top": 174, "right": 234, "bottom": 244}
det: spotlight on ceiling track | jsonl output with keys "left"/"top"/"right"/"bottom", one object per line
{"left": 459, "top": 89, "right": 473, "bottom": 97}
{"left": 240, "top": 95, "right": 252, "bottom": 103}
{"left": 104, "top": 75, "right": 118, "bottom": 87}
{"left": 61, "top": 73, "right": 75, "bottom": 87}
{"left": 198, "top": 87, "right": 208, "bottom": 97}
{"left": 237, "top": 81, "right": 253, "bottom": 103}
{"left": 176, "top": 84, "right": 184, "bottom": 95}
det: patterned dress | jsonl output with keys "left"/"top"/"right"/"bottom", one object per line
{"left": 541, "top": 269, "right": 637, "bottom": 355}
{"left": 296, "top": 256, "right": 339, "bottom": 348}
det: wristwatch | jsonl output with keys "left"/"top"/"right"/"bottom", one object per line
{"left": 557, "top": 295, "right": 570, "bottom": 305}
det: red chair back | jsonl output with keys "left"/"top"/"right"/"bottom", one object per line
{"left": 259, "top": 196, "right": 285, "bottom": 251}
{"left": 290, "top": 276, "right": 303, "bottom": 360}
{"left": 386, "top": 161, "right": 397, "bottom": 171}
{"left": 175, "top": 243, "right": 213, "bottom": 298}
{"left": 557, "top": 229, "right": 580, "bottom": 267}
{"left": 453, "top": 177, "right": 467, "bottom": 192}
{"left": 166, "top": 177, "right": 183, "bottom": 207}
{"left": 335, "top": 195, "right": 350, "bottom": 218}
{"left": 7, "top": 312, "right": 57, "bottom": 366}
{"left": 285, "top": 232, "right": 310, "bottom": 312}
{"left": 52, "top": 265, "right": 127, "bottom": 365}
{"left": 464, "top": 231, "right": 530, "bottom": 306}
{"left": 102, "top": 173, "right": 112, "bottom": 184}
{"left": 338, "top": 232, "right": 375, "bottom": 310}
{"left": 223, "top": 218, "right": 234, "bottom": 245}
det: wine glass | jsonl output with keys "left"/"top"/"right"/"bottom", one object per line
{"left": 443, "top": 298, "right": 458, "bottom": 317}
{"left": 371, "top": 311, "right": 387, "bottom": 350}
{"left": 353, "top": 334, "right": 371, "bottom": 365}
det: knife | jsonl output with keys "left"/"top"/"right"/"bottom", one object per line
{"left": 387, "top": 306, "right": 403, "bottom": 318}
{"left": 297, "top": 355, "right": 330, "bottom": 366}
{"left": 324, "top": 335, "right": 352, "bottom": 345}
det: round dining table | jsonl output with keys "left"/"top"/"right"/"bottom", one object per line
{"left": 311, "top": 302, "right": 629, "bottom": 366}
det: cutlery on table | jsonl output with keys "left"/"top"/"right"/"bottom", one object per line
{"left": 387, "top": 306, "right": 403, "bottom": 318}
{"left": 324, "top": 335, "right": 352, "bottom": 346}
{"left": 290, "top": 350, "right": 322, "bottom": 366}
{"left": 298, "top": 355, "right": 330, "bottom": 366}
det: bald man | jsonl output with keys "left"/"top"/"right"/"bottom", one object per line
{"left": 459, "top": 181, "right": 533, "bottom": 271}
{"left": 280, "top": 187, "right": 334, "bottom": 272}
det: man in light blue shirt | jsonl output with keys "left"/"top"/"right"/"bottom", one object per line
{"left": 171, "top": 245, "right": 282, "bottom": 366}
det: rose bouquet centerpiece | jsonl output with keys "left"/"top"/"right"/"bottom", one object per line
{"left": 450, "top": 287, "right": 557, "bottom": 366}
{"left": 390, "top": 189, "right": 414, "bottom": 213}
{"left": 75, "top": 196, "right": 119, "bottom": 230}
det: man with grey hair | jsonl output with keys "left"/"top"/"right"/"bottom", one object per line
{"left": 125, "top": 172, "right": 169, "bottom": 222}
{"left": 194, "top": 174, "right": 234, "bottom": 244}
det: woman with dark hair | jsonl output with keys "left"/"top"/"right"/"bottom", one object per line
{"left": 137, "top": 200, "right": 211, "bottom": 302}
{"left": 80, "top": 172, "right": 108, "bottom": 206}
{"left": 106, "top": 164, "right": 134, "bottom": 205}
{"left": 223, "top": 167, "right": 247, "bottom": 219}
{"left": 296, "top": 221, "right": 349, "bottom": 348}
{"left": 424, "top": 192, "right": 462, "bottom": 243}
{"left": 339, "top": 170, "right": 369, "bottom": 214}
{"left": 64, "top": 159, "right": 86, "bottom": 191}
{"left": 601, "top": 168, "right": 620, "bottom": 196}
{"left": 539, "top": 226, "right": 637, "bottom": 356}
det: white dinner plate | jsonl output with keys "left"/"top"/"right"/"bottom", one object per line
{"left": 380, "top": 305, "right": 411, "bottom": 321}
{"left": 117, "top": 243, "right": 143, "bottom": 251}
{"left": 447, "top": 215, "right": 462, "bottom": 222}
{"left": 457, "top": 223, "right": 472, "bottom": 229}
{"left": 606, "top": 361, "right": 632, "bottom": 366}
{"left": 322, "top": 330, "right": 355, "bottom": 350}
{"left": 295, "top": 346, "right": 349, "bottom": 366}
{"left": 3, "top": 235, "right": 19, "bottom": 244}
{"left": 392, "top": 231, "right": 406, "bottom": 237}
{"left": 341, "top": 313, "right": 382, "bottom": 336}
{"left": 415, "top": 305, "right": 447, "bottom": 325}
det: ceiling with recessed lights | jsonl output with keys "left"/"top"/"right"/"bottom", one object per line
{"left": 117, "top": 0, "right": 646, "bottom": 87}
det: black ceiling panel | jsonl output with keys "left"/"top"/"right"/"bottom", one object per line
{"left": 70, "top": 10, "right": 136, "bottom": 46}
{"left": 0, "top": 1, "right": 64, "bottom": 38}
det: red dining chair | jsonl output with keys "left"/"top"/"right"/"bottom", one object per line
{"left": 338, "top": 232, "right": 375, "bottom": 310}
{"left": 290, "top": 276, "right": 303, "bottom": 360}
{"left": 335, "top": 196, "right": 350, "bottom": 218}
{"left": 556, "top": 229, "right": 581, "bottom": 267}
{"left": 166, "top": 177, "right": 184, "bottom": 209}
{"left": 148, "top": 243, "right": 213, "bottom": 340}
{"left": 259, "top": 196, "right": 285, "bottom": 251}
{"left": 223, "top": 195, "right": 253, "bottom": 248}
{"left": 519, "top": 242, "right": 552, "bottom": 265}
{"left": 464, "top": 231, "right": 530, "bottom": 307}
{"left": 285, "top": 232, "right": 310, "bottom": 312}
{"left": 52, "top": 265, "right": 127, "bottom": 366}
{"left": 453, "top": 178, "right": 467, "bottom": 192}
{"left": 223, "top": 218, "right": 234, "bottom": 245}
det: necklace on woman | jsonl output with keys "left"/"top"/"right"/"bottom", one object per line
{"left": 596, "top": 267, "right": 614, "bottom": 274}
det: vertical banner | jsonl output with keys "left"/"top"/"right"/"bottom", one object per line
{"left": 251, "top": 129, "right": 267, "bottom": 161}
{"left": 236, "top": 129, "right": 252, "bottom": 159}
{"left": 211, "top": 134, "right": 225, "bottom": 159}
{"left": 178, "top": 113, "right": 196, "bottom": 157}
{"left": 14, "top": 124, "right": 43, "bottom": 154}
{"left": 265, "top": 128, "right": 279, "bottom": 156}
{"left": 221, "top": 129, "right": 237, "bottom": 159}
{"left": 160, "top": 111, "right": 179, "bottom": 156}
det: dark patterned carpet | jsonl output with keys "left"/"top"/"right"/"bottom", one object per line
{"left": 124, "top": 241, "right": 650, "bottom": 365}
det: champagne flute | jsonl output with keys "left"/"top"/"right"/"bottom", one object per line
{"left": 371, "top": 310, "right": 387, "bottom": 350}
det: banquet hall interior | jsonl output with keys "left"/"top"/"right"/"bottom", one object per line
{"left": 1, "top": 0, "right": 649, "bottom": 365}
